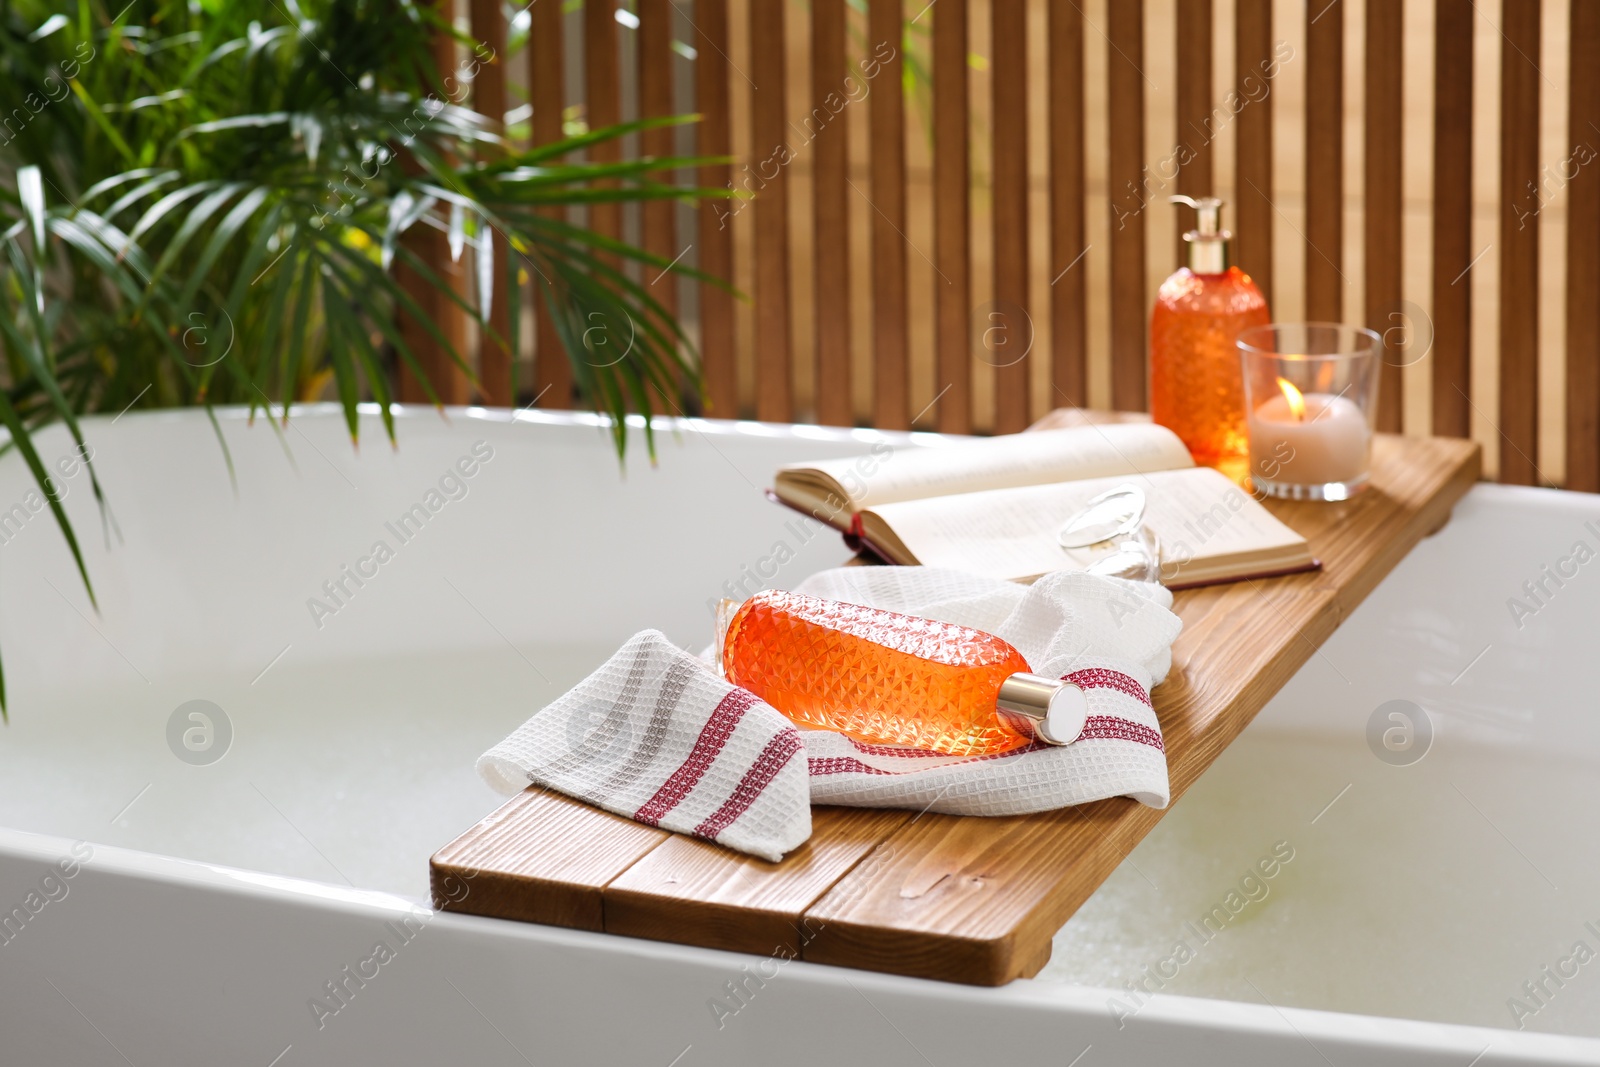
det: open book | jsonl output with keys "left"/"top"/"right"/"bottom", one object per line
{"left": 771, "top": 422, "right": 1317, "bottom": 589}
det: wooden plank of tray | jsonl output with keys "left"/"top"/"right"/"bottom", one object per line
{"left": 430, "top": 787, "right": 668, "bottom": 932}
{"left": 431, "top": 419, "right": 1480, "bottom": 985}
{"left": 604, "top": 807, "right": 911, "bottom": 957}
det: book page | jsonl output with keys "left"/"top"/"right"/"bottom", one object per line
{"left": 778, "top": 422, "right": 1193, "bottom": 510}
{"left": 868, "top": 468, "right": 1307, "bottom": 583}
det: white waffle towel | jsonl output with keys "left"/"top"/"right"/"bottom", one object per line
{"left": 477, "top": 567, "right": 1181, "bottom": 861}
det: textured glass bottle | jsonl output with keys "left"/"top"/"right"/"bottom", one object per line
{"left": 721, "top": 590, "right": 1086, "bottom": 756}
{"left": 1150, "top": 196, "right": 1271, "bottom": 465}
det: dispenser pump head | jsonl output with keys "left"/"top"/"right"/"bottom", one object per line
{"left": 1170, "top": 194, "right": 1231, "bottom": 274}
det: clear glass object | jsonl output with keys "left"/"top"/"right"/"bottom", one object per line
{"left": 1237, "top": 322, "right": 1381, "bottom": 501}
{"left": 720, "top": 590, "right": 1087, "bottom": 755}
{"left": 1057, "top": 484, "right": 1146, "bottom": 547}
{"left": 1057, "top": 484, "right": 1163, "bottom": 583}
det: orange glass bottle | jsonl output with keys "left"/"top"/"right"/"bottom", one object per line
{"left": 1150, "top": 196, "right": 1271, "bottom": 465}
{"left": 720, "top": 590, "right": 1087, "bottom": 756}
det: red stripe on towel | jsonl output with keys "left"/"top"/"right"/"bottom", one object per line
{"left": 846, "top": 738, "right": 949, "bottom": 758}
{"left": 808, "top": 756, "right": 893, "bottom": 776}
{"left": 811, "top": 743, "right": 1045, "bottom": 777}
{"left": 1064, "top": 667, "right": 1152, "bottom": 708}
{"left": 848, "top": 737, "right": 1050, "bottom": 761}
{"left": 635, "top": 688, "right": 757, "bottom": 826}
{"left": 694, "top": 728, "right": 803, "bottom": 839}
{"left": 1079, "top": 714, "right": 1164, "bottom": 751}
{"left": 811, "top": 716, "right": 1163, "bottom": 778}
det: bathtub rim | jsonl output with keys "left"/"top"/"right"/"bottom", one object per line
{"left": 3, "top": 823, "right": 1596, "bottom": 1061}
{"left": 67, "top": 400, "right": 959, "bottom": 445}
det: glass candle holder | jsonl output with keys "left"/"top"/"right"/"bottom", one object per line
{"left": 1237, "top": 322, "right": 1380, "bottom": 501}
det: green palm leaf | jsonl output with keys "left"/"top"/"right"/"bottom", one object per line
{"left": 0, "top": 0, "right": 740, "bottom": 717}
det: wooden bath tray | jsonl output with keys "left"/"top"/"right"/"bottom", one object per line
{"left": 431, "top": 415, "right": 1480, "bottom": 985}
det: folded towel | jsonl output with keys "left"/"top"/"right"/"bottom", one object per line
{"left": 477, "top": 628, "right": 812, "bottom": 862}
{"left": 477, "top": 567, "right": 1181, "bottom": 861}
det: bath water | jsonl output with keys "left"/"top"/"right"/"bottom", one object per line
{"left": 0, "top": 645, "right": 614, "bottom": 904}
{"left": 1040, "top": 730, "right": 1600, "bottom": 1038}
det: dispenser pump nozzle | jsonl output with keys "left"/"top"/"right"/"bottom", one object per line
{"left": 1169, "top": 194, "right": 1230, "bottom": 273}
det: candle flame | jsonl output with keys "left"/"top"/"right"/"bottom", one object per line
{"left": 1276, "top": 377, "right": 1307, "bottom": 421}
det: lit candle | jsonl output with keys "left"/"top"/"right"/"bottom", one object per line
{"left": 1247, "top": 377, "right": 1371, "bottom": 487}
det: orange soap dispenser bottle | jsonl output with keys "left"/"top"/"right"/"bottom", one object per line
{"left": 1150, "top": 195, "right": 1271, "bottom": 465}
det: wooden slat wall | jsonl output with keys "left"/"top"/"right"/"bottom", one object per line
{"left": 868, "top": 0, "right": 909, "bottom": 430}
{"left": 1175, "top": 0, "right": 1214, "bottom": 222}
{"left": 933, "top": 0, "right": 972, "bottom": 432}
{"left": 990, "top": 0, "right": 1030, "bottom": 434}
{"left": 529, "top": 0, "right": 571, "bottom": 409}
{"left": 1234, "top": 0, "right": 1273, "bottom": 305}
{"left": 693, "top": 0, "right": 737, "bottom": 419}
{"left": 1048, "top": 2, "right": 1086, "bottom": 411}
{"left": 1497, "top": 0, "right": 1540, "bottom": 486}
{"left": 398, "top": 0, "right": 471, "bottom": 407}
{"left": 1106, "top": 0, "right": 1147, "bottom": 413}
{"left": 471, "top": 0, "right": 511, "bottom": 406}
{"left": 637, "top": 0, "right": 678, "bottom": 408}
{"left": 812, "top": 0, "right": 853, "bottom": 427}
{"left": 1568, "top": 1, "right": 1600, "bottom": 492}
{"left": 1304, "top": 0, "right": 1343, "bottom": 322}
{"left": 1364, "top": 0, "right": 1403, "bottom": 434}
{"left": 449, "top": 1, "right": 1600, "bottom": 490}
{"left": 583, "top": 0, "right": 621, "bottom": 261}
{"left": 1431, "top": 0, "right": 1474, "bottom": 440}
{"left": 749, "top": 1, "right": 792, "bottom": 422}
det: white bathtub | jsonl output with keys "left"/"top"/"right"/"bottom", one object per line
{"left": 0, "top": 407, "right": 1595, "bottom": 1066}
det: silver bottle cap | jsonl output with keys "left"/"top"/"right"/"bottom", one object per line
{"left": 996, "top": 673, "right": 1089, "bottom": 746}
